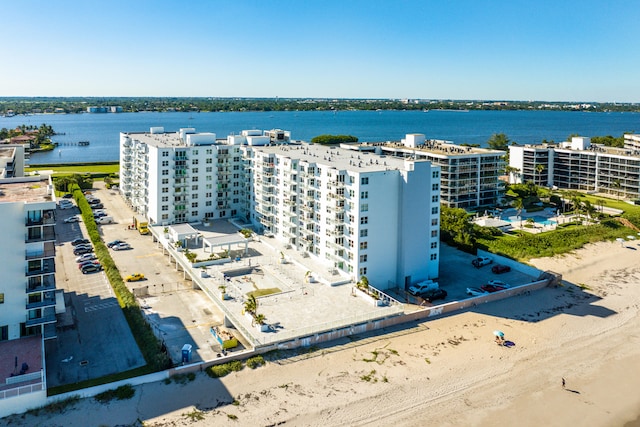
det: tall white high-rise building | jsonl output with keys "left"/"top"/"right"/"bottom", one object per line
{"left": 120, "top": 128, "right": 440, "bottom": 289}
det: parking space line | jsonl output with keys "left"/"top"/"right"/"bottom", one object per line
{"left": 84, "top": 300, "right": 120, "bottom": 312}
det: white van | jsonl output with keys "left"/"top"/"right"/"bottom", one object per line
{"left": 96, "top": 216, "right": 113, "bottom": 224}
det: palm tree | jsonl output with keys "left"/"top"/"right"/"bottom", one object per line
{"left": 252, "top": 313, "right": 266, "bottom": 327}
{"left": 535, "top": 164, "right": 545, "bottom": 187}
{"left": 244, "top": 294, "right": 257, "bottom": 315}
{"left": 612, "top": 179, "right": 621, "bottom": 200}
{"left": 596, "top": 198, "right": 606, "bottom": 213}
{"left": 504, "top": 166, "right": 520, "bottom": 183}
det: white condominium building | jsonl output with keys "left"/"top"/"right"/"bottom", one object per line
{"left": 509, "top": 135, "right": 640, "bottom": 199}
{"left": 361, "top": 134, "right": 506, "bottom": 209}
{"left": 120, "top": 128, "right": 440, "bottom": 289}
{"left": 0, "top": 175, "right": 57, "bottom": 413}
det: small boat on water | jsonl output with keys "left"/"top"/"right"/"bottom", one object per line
{"left": 78, "top": 141, "right": 90, "bottom": 146}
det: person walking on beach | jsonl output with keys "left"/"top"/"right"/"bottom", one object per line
{"left": 562, "top": 378, "right": 566, "bottom": 389}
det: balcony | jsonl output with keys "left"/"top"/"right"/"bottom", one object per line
{"left": 27, "top": 274, "right": 56, "bottom": 293}
{"left": 25, "top": 307, "right": 57, "bottom": 327}
{"left": 26, "top": 295, "right": 57, "bottom": 310}
{"left": 25, "top": 227, "right": 56, "bottom": 244}
{"left": 26, "top": 259, "right": 56, "bottom": 276}
{"left": 25, "top": 243, "right": 56, "bottom": 260}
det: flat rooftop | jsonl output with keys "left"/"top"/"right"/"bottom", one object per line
{"left": 0, "top": 177, "right": 52, "bottom": 204}
{"left": 256, "top": 143, "right": 414, "bottom": 172}
{"left": 519, "top": 143, "right": 640, "bottom": 159}
{"left": 0, "top": 336, "right": 44, "bottom": 395}
{"left": 362, "top": 140, "right": 506, "bottom": 157}
{"left": 0, "top": 146, "right": 17, "bottom": 160}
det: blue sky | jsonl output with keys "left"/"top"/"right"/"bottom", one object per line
{"left": 1, "top": 0, "right": 639, "bottom": 102}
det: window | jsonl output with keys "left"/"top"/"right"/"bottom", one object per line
{"left": 192, "top": 194, "right": 198, "bottom": 199}
{"left": 360, "top": 191, "right": 368, "bottom": 199}
{"left": 430, "top": 253, "right": 438, "bottom": 261}
{"left": 162, "top": 187, "right": 168, "bottom": 193}
{"left": 432, "top": 206, "right": 439, "bottom": 214}
{"left": 162, "top": 214, "right": 169, "bottom": 220}
{"left": 162, "top": 205, "right": 168, "bottom": 211}
{"left": 192, "top": 202, "right": 199, "bottom": 208}
{"left": 431, "top": 230, "right": 438, "bottom": 238}
{"left": 162, "top": 160, "right": 169, "bottom": 167}
{"left": 162, "top": 196, "right": 168, "bottom": 202}
{"left": 361, "top": 177, "right": 369, "bottom": 185}
{"left": 162, "top": 170, "right": 169, "bottom": 175}
{"left": 192, "top": 176, "right": 198, "bottom": 182}
{"left": 0, "top": 293, "right": 3, "bottom": 304}
{"left": 431, "top": 218, "right": 438, "bottom": 226}
{"left": 361, "top": 204, "right": 368, "bottom": 212}
{"left": 192, "top": 159, "right": 199, "bottom": 165}
{"left": 233, "top": 198, "right": 239, "bottom": 203}
{"left": 359, "top": 267, "right": 367, "bottom": 276}
{"left": 432, "top": 183, "right": 439, "bottom": 191}
{"left": 359, "top": 242, "right": 368, "bottom": 250}
{"left": 162, "top": 151, "right": 169, "bottom": 157}
{"left": 206, "top": 166, "right": 212, "bottom": 172}
{"left": 0, "top": 325, "right": 8, "bottom": 341}
{"left": 432, "top": 195, "right": 439, "bottom": 203}
{"left": 192, "top": 167, "right": 198, "bottom": 173}
{"left": 349, "top": 190, "right": 355, "bottom": 198}
{"left": 360, "top": 229, "right": 368, "bottom": 237}
{"left": 360, "top": 217, "right": 368, "bottom": 225}
{"left": 432, "top": 170, "right": 439, "bottom": 178}
{"left": 359, "top": 254, "right": 367, "bottom": 263}
{"left": 206, "top": 201, "right": 212, "bottom": 206}
{"left": 162, "top": 178, "right": 169, "bottom": 184}
{"left": 192, "top": 185, "right": 198, "bottom": 190}
{"left": 192, "top": 211, "right": 198, "bottom": 217}
{"left": 192, "top": 150, "right": 198, "bottom": 155}
{"left": 431, "top": 241, "right": 438, "bottom": 249}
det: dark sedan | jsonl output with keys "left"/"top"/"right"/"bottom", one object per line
{"left": 419, "top": 288, "right": 448, "bottom": 303}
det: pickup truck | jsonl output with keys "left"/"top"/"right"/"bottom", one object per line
{"left": 472, "top": 256, "right": 493, "bottom": 268}
{"left": 408, "top": 280, "right": 439, "bottom": 296}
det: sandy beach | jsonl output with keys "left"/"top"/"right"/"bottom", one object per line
{"left": 5, "top": 240, "right": 640, "bottom": 427}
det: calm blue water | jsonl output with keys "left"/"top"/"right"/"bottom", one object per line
{"left": 1, "top": 110, "right": 638, "bottom": 165}
{"left": 504, "top": 216, "right": 557, "bottom": 225}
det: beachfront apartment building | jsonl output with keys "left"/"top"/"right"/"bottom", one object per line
{"left": 120, "top": 128, "right": 440, "bottom": 289}
{"left": 0, "top": 174, "right": 58, "bottom": 413}
{"left": 509, "top": 135, "right": 640, "bottom": 199}
{"left": 359, "top": 134, "right": 506, "bottom": 209}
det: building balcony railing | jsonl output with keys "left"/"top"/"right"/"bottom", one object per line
{"left": 26, "top": 296, "right": 57, "bottom": 310}
{"left": 25, "top": 228, "right": 56, "bottom": 244}
{"left": 27, "top": 275, "right": 56, "bottom": 293}
{"left": 25, "top": 307, "right": 57, "bottom": 327}
{"left": 25, "top": 246, "right": 56, "bottom": 261}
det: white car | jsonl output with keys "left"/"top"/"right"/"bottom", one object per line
{"left": 75, "top": 253, "right": 97, "bottom": 263}
{"left": 112, "top": 243, "right": 132, "bottom": 251}
{"left": 408, "top": 280, "right": 438, "bottom": 296}
{"left": 63, "top": 216, "right": 80, "bottom": 223}
{"left": 466, "top": 287, "right": 489, "bottom": 296}
{"left": 58, "top": 203, "right": 73, "bottom": 210}
{"left": 487, "top": 280, "right": 510, "bottom": 288}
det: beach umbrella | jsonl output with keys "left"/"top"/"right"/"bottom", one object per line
{"left": 493, "top": 330, "right": 504, "bottom": 338}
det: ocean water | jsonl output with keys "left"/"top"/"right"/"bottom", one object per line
{"left": 1, "top": 110, "right": 638, "bottom": 165}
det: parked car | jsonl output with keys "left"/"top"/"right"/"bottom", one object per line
{"left": 420, "top": 288, "right": 448, "bottom": 303}
{"left": 75, "top": 253, "right": 97, "bottom": 263}
{"left": 91, "top": 203, "right": 104, "bottom": 209}
{"left": 481, "top": 284, "right": 506, "bottom": 293}
{"left": 58, "top": 202, "right": 73, "bottom": 210}
{"left": 81, "top": 263, "right": 102, "bottom": 274}
{"left": 62, "top": 193, "right": 74, "bottom": 199}
{"left": 491, "top": 264, "right": 511, "bottom": 274}
{"left": 78, "top": 260, "right": 101, "bottom": 269}
{"left": 63, "top": 216, "right": 80, "bottom": 223}
{"left": 112, "top": 243, "right": 132, "bottom": 251}
{"left": 125, "top": 273, "right": 145, "bottom": 282}
{"left": 96, "top": 216, "right": 113, "bottom": 224}
{"left": 472, "top": 256, "right": 493, "bottom": 268}
{"left": 87, "top": 198, "right": 101, "bottom": 204}
{"left": 71, "top": 238, "right": 90, "bottom": 246}
{"left": 107, "top": 239, "right": 125, "bottom": 248}
{"left": 408, "top": 280, "right": 438, "bottom": 296}
{"left": 73, "top": 246, "right": 93, "bottom": 256}
{"left": 466, "top": 287, "right": 489, "bottom": 296}
{"left": 487, "top": 280, "right": 510, "bottom": 288}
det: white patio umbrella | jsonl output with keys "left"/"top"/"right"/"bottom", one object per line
{"left": 493, "top": 330, "right": 505, "bottom": 338}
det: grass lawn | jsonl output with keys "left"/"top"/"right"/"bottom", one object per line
{"left": 247, "top": 288, "right": 281, "bottom": 298}
{"left": 26, "top": 163, "right": 119, "bottom": 175}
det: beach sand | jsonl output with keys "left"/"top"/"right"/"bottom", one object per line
{"left": 5, "top": 241, "right": 640, "bottom": 426}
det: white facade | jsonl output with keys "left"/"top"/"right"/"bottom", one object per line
{"left": 509, "top": 136, "right": 640, "bottom": 198}
{"left": 0, "top": 176, "right": 58, "bottom": 340}
{"left": 120, "top": 128, "right": 440, "bottom": 289}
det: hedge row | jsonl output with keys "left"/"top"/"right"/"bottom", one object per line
{"left": 71, "top": 185, "right": 171, "bottom": 372}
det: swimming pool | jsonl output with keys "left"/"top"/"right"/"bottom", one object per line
{"left": 503, "top": 215, "right": 557, "bottom": 226}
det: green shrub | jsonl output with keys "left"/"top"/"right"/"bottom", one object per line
{"left": 94, "top": 384, "right": 135, "bottom": 403}
{"left": 246, "top": 356, "right": 265, "bottom": 369}
{"left": 206, "top": 360, "right": 244, "bottom": 378}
